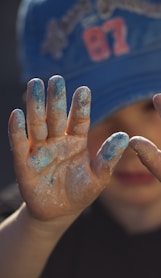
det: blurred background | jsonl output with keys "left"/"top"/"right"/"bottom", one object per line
{"left": 0, "top": 0, "right": 24, "bottom": 189}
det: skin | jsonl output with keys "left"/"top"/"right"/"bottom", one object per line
{"left": 9, "top": 75, "right": 129, "bottom": 220}
{"left": 1, "top": 75, "right": 161, "bottom": 277}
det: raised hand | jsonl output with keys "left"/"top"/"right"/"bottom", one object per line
{"left": 8, "top": 75, "right": 129, "bottom": 221}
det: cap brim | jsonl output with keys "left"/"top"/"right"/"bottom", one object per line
{"left": 66, "top": 47, "right": 161, "bottom": 126}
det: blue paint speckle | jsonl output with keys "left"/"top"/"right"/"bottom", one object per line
{"left": 30, "top": 147, "right": 51, "bottom": 172}
{"left": 50, "top": 76, "right": 65, "bottom": 96}
{"left": 103, "top": 145, "right": 117, "bottom": 160}
{"left": 32, "top": 80, "right": 44, "bottom": 102}
{"left": 101, "top": 132, "right": 129, "bottom": 160}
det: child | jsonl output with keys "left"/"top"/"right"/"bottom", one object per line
{"left": 1, "top": 0, "right": 161, "bottom": 277}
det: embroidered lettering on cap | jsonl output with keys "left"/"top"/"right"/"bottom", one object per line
{"left": 41, "top": 0, "right": 161, "bottom": 62}
{"left": 42, "top": 0, "right": 92, "bottom": 59}
{"left": 97, "top": 0, "right": 161, "bottom": 19}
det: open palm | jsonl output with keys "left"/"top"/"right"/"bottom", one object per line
{"left": 8, "top": 75, "right": 129, "bottom": 221}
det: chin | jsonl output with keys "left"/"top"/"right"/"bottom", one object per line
{"left": 122, "top": 192, "right": 161, "bottom": 207}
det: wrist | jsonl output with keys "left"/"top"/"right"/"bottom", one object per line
{"left": 18, "top": 202, "right": 80, "bottom": 241}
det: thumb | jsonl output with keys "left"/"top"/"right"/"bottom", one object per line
{"left": 92, "top": 132, "right": 129, "bottom": 183}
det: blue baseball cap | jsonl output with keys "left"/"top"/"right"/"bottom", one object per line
{"left": 17, "top": 0, "right": 161, "bottom": 126}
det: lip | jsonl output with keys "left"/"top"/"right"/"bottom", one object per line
{"left": 115, "top": 171, "right": 155, "bottom": 185}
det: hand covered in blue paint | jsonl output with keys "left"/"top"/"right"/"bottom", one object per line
{"left": 8, "top": 75, "right": 129, "bottom": 221}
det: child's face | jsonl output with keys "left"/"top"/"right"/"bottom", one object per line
{"left": 88, "top": 99, "right": 161, "bottom": 207}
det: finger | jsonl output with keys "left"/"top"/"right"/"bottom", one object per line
{"left": 46, "top": 75, "right": 67, "bottom": 137}
{"left": 66, "top": 86, "right": 91, "bottom": 136}
{"left": 153, "top": 93, "right": 161, "bottom": 117}
{"left": 130, "top": 136, "right": 161, "bottom": 181}
{"left": 92, "top": 132, "right": 129, "bottom": 183}
{"left": 26, "top": 78, "right": 47, "bottom": 145}
{"left": 8, "top": 109, "right": 29, "bottom": 163}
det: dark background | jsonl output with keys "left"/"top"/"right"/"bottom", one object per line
{"left": 0, "top": 0, "right": 24, "bottom": 189}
